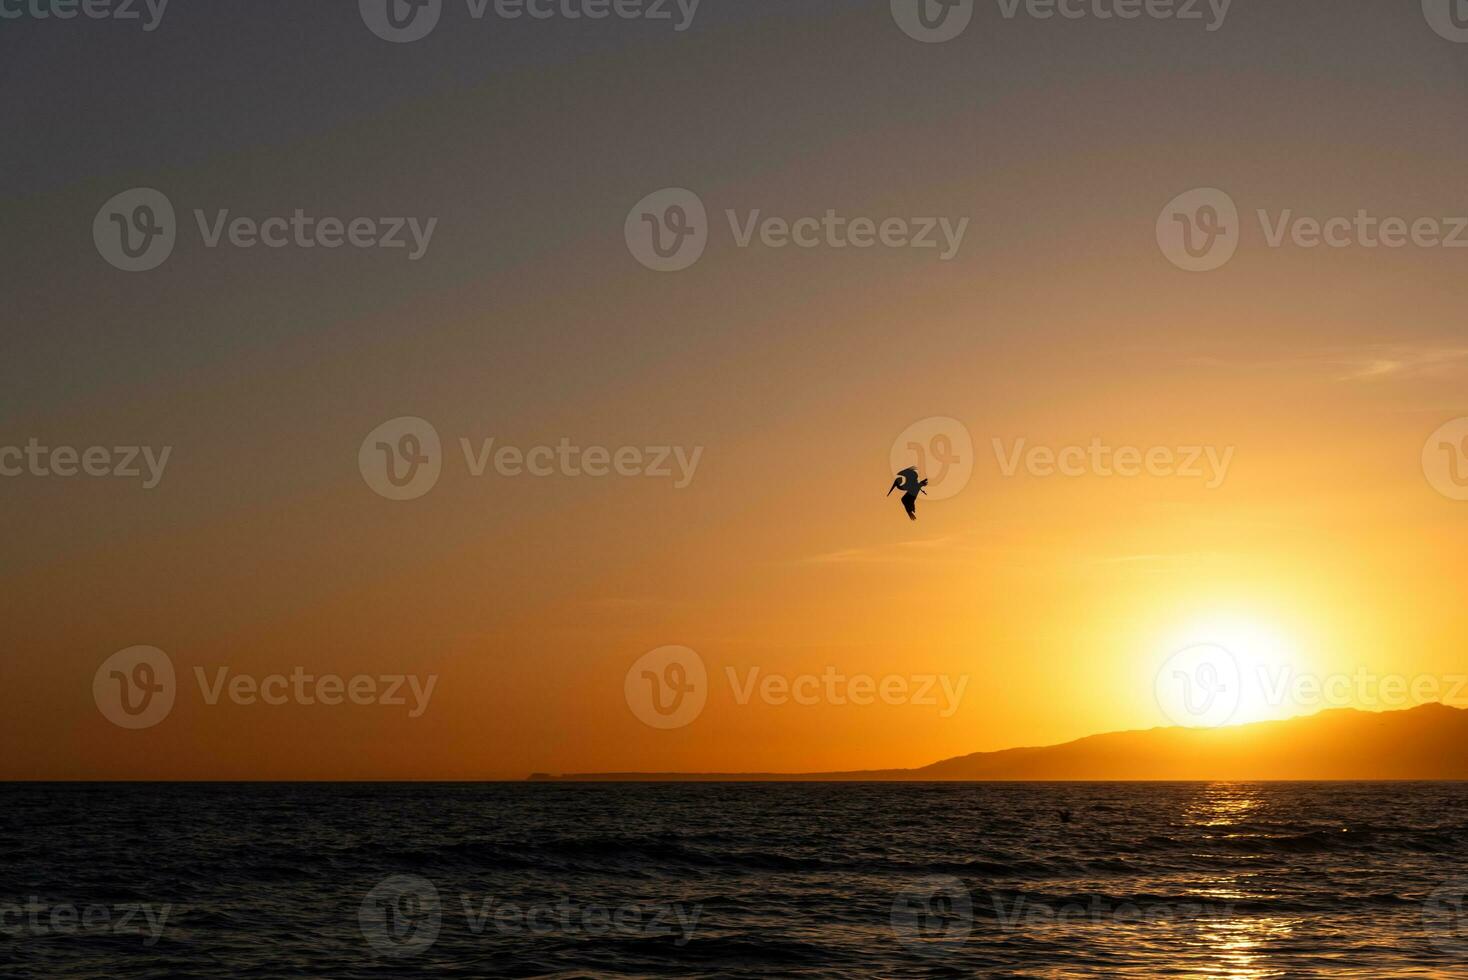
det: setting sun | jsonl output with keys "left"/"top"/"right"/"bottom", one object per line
{"left": 1160, "top": 614, "right": 1311, "bottom": 726}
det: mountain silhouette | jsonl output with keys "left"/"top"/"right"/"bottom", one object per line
{"left": 530, "top": 703, "right": 1468, "bottom": 781}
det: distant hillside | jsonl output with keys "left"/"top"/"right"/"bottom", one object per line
{"left": 530, "top": 703, "right": 1468, "bottom": 782}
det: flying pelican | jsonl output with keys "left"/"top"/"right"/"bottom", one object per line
{"left": 888, "top": 466, "right": 928, "bottom": 521}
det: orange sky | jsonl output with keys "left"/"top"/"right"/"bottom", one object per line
{"left": 6, "top": 2, "right": 1468, "bottom": 779}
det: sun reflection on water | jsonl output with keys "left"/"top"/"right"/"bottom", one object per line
{"left": 1185, "top": 916, "right": 1297, "bottom": 980}
{"left": 1172, "top": 784, "right": 1297, "bottom": 978}
{"left": 1185, "top": 783, "right": 1264, "bottom": 828}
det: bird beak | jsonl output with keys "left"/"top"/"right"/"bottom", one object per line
{"left": 886, "top": 484, "right": 896, "bottom": 496}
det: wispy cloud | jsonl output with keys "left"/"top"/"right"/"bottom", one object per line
{"left": 1183, "top": 344, "right": 1468, "bottom": 383}
{"left": 802, "top": 533, "right": 980, "bottom": 565}
{"left": 1332, "top": 346, "right": 1468, "bottom": 382}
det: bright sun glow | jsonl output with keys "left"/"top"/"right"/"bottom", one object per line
{"left": 1157, "top": 615, "right": 1312, "bottom": 728}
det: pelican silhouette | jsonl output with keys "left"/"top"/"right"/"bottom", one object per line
{"left": 888, "top": 466, "right": 928, "bottom": 521}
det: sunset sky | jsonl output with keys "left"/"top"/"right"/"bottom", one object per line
{"left": 5, "top": 1, "right": 1468, "bottom": 779}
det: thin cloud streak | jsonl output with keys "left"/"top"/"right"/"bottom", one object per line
{"left": 1182, "top": 345, "right": 1468, "bottom": 382}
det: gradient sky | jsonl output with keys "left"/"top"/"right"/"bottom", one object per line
{"left": 5, "top": 0, "right": 1468, "bottom": 778}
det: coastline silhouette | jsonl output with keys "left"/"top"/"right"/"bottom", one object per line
{"left": 531, "top": 703, "right": 1468, "bottom": 782}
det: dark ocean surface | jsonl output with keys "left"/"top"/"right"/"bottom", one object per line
{"left": 4, "top": 782, "right": 1468, "bottom": 977}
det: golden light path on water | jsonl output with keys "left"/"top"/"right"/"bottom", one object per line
{"left": 1179, "top": 784, "right": 1294, "bottom": 980}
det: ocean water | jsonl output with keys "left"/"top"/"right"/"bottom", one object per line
{"left": 4, "top": 782, "right": 1468, "bottom": 978}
